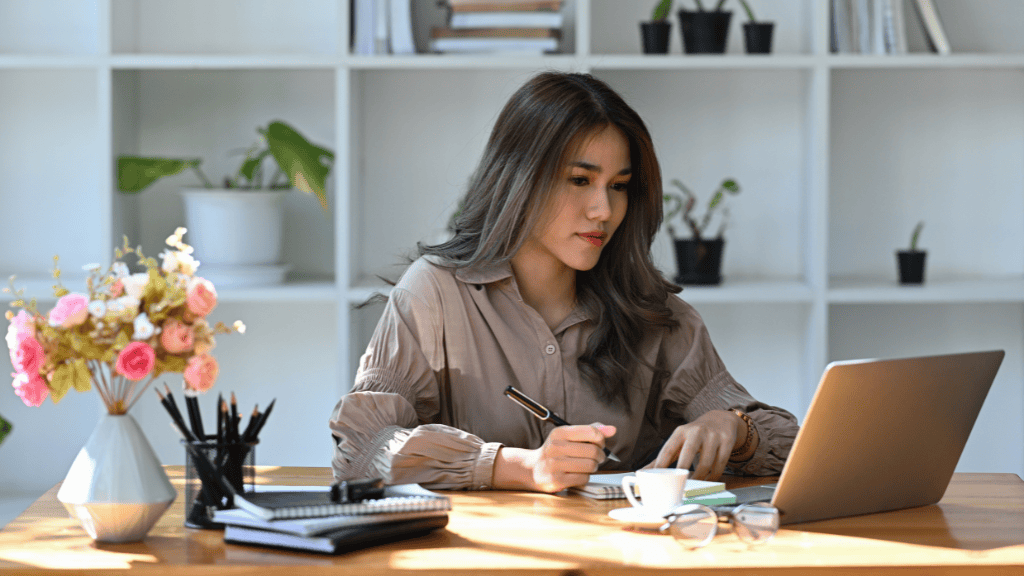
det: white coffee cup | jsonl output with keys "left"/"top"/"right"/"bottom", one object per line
{"left": 621, "top": 468, "right": 690, "bottom": 515}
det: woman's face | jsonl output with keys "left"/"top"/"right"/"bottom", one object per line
{"left": 523, "top": 125, "right": 631, "bottom": 274}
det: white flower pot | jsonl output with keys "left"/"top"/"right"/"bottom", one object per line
{"left": 181, "top": 188, "right": 290, "bottom": 287}
{"left": 56, "top": 413, "right": 177, "bottom": 543}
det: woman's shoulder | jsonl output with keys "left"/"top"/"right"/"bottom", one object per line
{"left": 394, "top": 256, "right": 460, "bottom": 301}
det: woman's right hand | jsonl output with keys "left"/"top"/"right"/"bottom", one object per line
{"left": 493, "top": 423, "right": 616, "bottom": 493}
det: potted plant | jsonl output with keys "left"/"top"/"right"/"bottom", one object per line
{"left": 117, "top": 121, "right": 334, "bottom": 287}
{"left": 641, "top": 0, "right": 674, "bottom": 54}
{"left": 663, "top": 177, "right": 741, "bottom": 285}
{"left": 738, "top": 0, "right": 774, "bottom": 54}
{"left": 897, "top": 221, "right": 926, "bottom": 284}
{"left": 677, "top": 0, "right": 733, "bottom": 54}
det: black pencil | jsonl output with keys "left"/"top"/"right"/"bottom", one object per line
{"left": 230, "top": 392, "right": 239, "bottom": 440}
{"left": 241, "top": 405, "right": 260, "bottom": 443}
{"left": 250, "top": 398, "right": 275, "bottom": 440}
{"left": 188, "top": 395, "right": 206, "bottom": 440}
{"left": 155, "top": 388, "right": 196, "bottom": 443}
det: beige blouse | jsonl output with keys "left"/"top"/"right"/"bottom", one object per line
{"left": 330, "top": 257, "right": 799, "bottom": 490}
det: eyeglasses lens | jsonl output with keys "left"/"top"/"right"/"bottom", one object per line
{"left": 732, "top": 503, "right": 780, "bottom": 545}
{"left": 664, "top": 505, "right": 717, "bottom": 549}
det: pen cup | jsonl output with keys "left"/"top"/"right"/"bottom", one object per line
{"left": 182, "top": 437, "right": 257, "bottom": 529}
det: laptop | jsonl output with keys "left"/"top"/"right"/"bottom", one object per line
{"left": 722, "top": 349, "right": 1004, "bottom": 525}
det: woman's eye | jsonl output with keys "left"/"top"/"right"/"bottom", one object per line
{"left": 612, "top": 181, "right": 629, "bottom": 191}
{"left": 570, "top": 176, "right": 589, "bottom": 186}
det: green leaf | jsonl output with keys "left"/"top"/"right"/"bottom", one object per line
{"left": 117, "top": 157, "right": 201, "bottom": 193}
{"left": 721, "top": 179, "right": 741, "bottom": 193}
{"left": 71, "top": 359, "right": 92, "bottom": 393}
{"left": 239, "top": 149, "right": 272, "bottom": 183}
{"left": 652, "top": 0, "right": 672, "bottom": 21}
{"left": 50, "top": 364, "right": 74, "bottom": 404}
{"left": 263, "top": 121, "right": 334, "bottom": 213}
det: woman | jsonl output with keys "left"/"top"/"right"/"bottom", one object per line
{"left": 330, "top": 71, "right": 798, "bottom": 493}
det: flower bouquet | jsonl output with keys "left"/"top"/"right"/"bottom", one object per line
{"left": 4, "top": 228, "right": 244, "bottom": 543}
{"left": 6, "top": 227, "right": 244, "bottom": 412}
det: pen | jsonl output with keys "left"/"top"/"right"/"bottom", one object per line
{"left": 503, "top": 385, "right": 621, "bottom": 463}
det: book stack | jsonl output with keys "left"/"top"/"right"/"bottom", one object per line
{"left": 214, "top": 484, "right": 451, "bottom": 554}
{"left": 430, "top": 0, "right": 565, "bottom": 55}
{"left": 831, "top": 0, "right": 948, "bottom": 55}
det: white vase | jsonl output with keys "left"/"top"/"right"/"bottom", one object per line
{"left": 56, "top": 413, "right": 177, "bottom": 543}
{"left": 180, "top": 188, "right": 290, "bottom": 287}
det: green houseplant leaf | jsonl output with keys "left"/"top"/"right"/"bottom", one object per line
{"left": 652, "top": 0, "right": 673, "bottom": 21}
{"left": 117, "top": 158, "right": 206, "bottom": 193}
{"left": 262, "top": 120, "right": 335, "bottom": 213}
{"left": 115, "top": 120, "right": 334, "bottom": 214}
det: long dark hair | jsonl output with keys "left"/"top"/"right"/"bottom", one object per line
{"left": 422, "top": 71, "right": 680, "bottom": 407}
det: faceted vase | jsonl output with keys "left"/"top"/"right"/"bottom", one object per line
{"left": 56, "top": 413, "right": 176, "bottom": 543}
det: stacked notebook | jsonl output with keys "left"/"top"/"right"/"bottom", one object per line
{"left": 215, "top": 484, "right": 451, "bottom": 554}
{"left": 570, "top": 472, "right": 737, "bottom": 506}
{"left": 431, "top": 0, "right": 564, "bottom": 55}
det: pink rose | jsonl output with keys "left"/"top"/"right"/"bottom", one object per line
{"left": 48, "top": 293, "right": 89, "bottom": 328}
{"left": 160, "top": 318, "right": 194, "bottom": 354}
{"left": 186, "top": 278, "right": 217, "bottom": 317}
{"left": 110, "top": 279, "right": 124, "bottom": 297}
{"left": 184, "top": 354, "right": 219, "bottom": 393}
{"left": 13, "top": 336, "right": 45, "bottom": 375}
{"left": 6, "top": 310, "right": 36, "bottom": 355}
{"left": 13, "top": 372, "right": 49, "bottom": 407}
{"left": 115, "top": 341, "right": 155, "bottom": 381}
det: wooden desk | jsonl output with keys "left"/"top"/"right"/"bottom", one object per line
{"left": 1, "top": 467, "right": 1022, "bottom": 575}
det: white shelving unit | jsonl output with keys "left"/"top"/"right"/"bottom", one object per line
{"left": 0, "top": 1, "right": 1021, "bottom": 500}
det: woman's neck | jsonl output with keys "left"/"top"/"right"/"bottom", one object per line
{"left": 509, "top": 252, "right": 577, "bottom": 331}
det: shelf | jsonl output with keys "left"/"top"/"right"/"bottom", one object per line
{"left": 588, "top": 54, "right": 818, "bottom": 70}
{"left": 828, "top": 277, "right": 1024, "bottom": 304}
{"left": 109, "top": 55, "right": 340, "bottom": 70}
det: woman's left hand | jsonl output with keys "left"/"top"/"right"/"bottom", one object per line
{"left": 643, "top": 410, "right": 743, "bottom": 481}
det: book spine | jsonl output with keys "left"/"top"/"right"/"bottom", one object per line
{"left": 913, "top": 0, "right": 950, "bottom": 55}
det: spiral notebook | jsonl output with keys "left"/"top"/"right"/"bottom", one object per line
{"left": 233, "top": 484, "right": 452, "bottom": 521}
{"left": 569, "top": 472, "right": 725, "bottom": 500}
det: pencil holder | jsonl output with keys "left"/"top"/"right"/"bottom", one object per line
{"left": 182, "top": 438, "right": 257, "bottom": 529}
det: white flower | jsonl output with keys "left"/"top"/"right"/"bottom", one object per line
{"left": 133, "top": 312, "right": 155, "bottom": 340}
{"left": 160, "top": 249, "right": 200, "bottom": 276}
{"left": 88, "top": 300, "right": 106, "bottom": 318}
{"left": 111, "top": 262, "right": 129, "bottom": 278}
{"left": 121, "top": 273, "right": 149, "bottom": 299}
{"left": 233, "top": 320, "right": 246, "bottom": 334}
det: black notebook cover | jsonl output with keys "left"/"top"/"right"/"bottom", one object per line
{"left": 233, "top": 484, "right": 451, "bottom": 520}
{"left": 223, "top": 513, "right": 449, "bottom": 554}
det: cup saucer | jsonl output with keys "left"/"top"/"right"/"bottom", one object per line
{"left": 608, "top": 506, "right": 670, "bottom": 530}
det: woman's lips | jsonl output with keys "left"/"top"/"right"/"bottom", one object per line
{"left": 579, "top": 232, "right": 606, "bottom": 247}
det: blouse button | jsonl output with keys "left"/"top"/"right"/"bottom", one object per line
{"left": 544, "top": 344, "right": 556, "bottom": 355}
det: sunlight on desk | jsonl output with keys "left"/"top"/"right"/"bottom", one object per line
{"left": 2, "top": 468, "right": 1022, "bottom": 574}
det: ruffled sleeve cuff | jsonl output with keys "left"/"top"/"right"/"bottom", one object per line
{"left": 374, "top": 425, "right": 503, "bottom": 490}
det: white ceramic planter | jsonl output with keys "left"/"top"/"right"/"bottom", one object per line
{"left": 56, "top": 413, "right": 177, "bottom": 543}
{"left": 181, "top": 188, "right": 290, "bottom": 287}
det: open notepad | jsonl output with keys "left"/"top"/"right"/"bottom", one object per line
{"left": 569, "top": 472, "right": 732, "bottom": 503}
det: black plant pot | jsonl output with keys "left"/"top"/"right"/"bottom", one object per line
{"left": 674, "top": 238, "right": 725, "bottom": 285}
{"left": 640, "top": 21, "right": 671, "bottom": 54}
{"left": 678, "top": 10, "right": 732, "bottom": 54}
{"left": 897, "top": 250, "right": 927, "bottom": 284}
{"left": 743, "top": 22, "right": 774, "bottom": 54}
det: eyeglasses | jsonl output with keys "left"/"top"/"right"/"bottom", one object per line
{"left": 660, "top": 502, "right": 780, "bottom": 549}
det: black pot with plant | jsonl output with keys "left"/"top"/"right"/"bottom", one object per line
{"left": 663, "top": 177, "right": 741, "bottom": 285}
{"left": 897, "top": 221, "right": 927, "bottom": 284}
{"left": 678, "top": 0, "right": 732, "bottom": 54}
{"left": 641, "top": 0, "right": 673, "bottom": 54}
{"left": 738, "top": 0, "right": 774, "bottom": 54}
